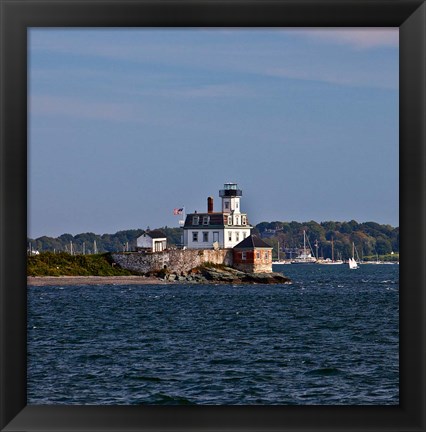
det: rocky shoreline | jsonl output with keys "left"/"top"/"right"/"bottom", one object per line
{"left": 28, "top": 266, "right": 291, "bottom": 286}
{"left": 161, "top": 266, "right": 291, "bottom": 284}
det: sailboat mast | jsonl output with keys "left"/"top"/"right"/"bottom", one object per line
{"left": 303, "top": 230, "right": 306, "bottom": 259}
{"left": 332, "top": 237, "right": 334, "bottom": 262}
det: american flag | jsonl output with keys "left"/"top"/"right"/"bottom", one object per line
{"left": 173, "top": 208, "right": 184, "bottom": 215}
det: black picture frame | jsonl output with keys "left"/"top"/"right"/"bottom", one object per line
{"left": 1, "top": 1, "right": 425, "bottom": 431}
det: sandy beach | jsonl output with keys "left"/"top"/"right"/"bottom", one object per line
{"left": 27, "top": 275, "right": 168, "bottom": 286}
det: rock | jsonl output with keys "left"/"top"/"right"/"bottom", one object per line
{"left": 192, "top": 266, "right": 291, "bottom": 285}
{"left": 201, "top": 268, "right": 239, "bottom": 283}
{"left": 244, "top": 272, "right": 291, "bottom": 284}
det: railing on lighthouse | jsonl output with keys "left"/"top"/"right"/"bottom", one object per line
{"left": 219, "top": 182, "right": 242, "bottom": 197}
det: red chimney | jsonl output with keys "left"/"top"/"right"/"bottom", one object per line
{"left": 207, "top": 196, "right": 214, "bottom": 213}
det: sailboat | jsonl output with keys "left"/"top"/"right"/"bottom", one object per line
{"left": 348, "top": 242, "right": 359, "bottom": 269}
{"left": 291, "top": 230, "right": 317, "bottom": 264}
{"left": 317, "top": 237, "right": 344, "bottom": 264}
{"left": 273, "top": 241, "right": 290, "bottom": 264}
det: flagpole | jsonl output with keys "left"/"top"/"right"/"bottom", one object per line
{"left": 181, "top": 206, "right": 186, "bottom": 249}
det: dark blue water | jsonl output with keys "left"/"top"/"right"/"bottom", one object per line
{"left": 27, "top": 264, "right": 399, "bottom": 405}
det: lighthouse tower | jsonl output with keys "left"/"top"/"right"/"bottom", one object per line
{"left": 219, "top": 182, "right": 242, "bottom": 214}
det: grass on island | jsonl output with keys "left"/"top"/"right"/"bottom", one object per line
{"left": 363, "top": 253, "right": 399, "bottom": 262}
{"left": 27, "top": 252, "right": 139, "bottom": 277}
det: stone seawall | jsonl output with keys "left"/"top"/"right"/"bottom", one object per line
{"left": 111, "top": 249, "right": 233, "bottom": 274}
{"left": 232, "top": 262, "right": 272, "bottom": 274}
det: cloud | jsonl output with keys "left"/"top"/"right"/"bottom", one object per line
{"left": 262, "top": 65, "right": 397, "bottom": 90}
{"left": 30, "top": 67, "right": 107, "bottom": 81}
{"left": 142, "top": 83, "right": 253, "bottom": 99}
{"left": 293, "top": 28, "right": 398, "bottom": 50}
{"left": 30, "top": 32, "right": 180, "bottom": 64}
{"left": 30, "top": 28, "right": 398, "bottom": 100}
{"left": 30, "top": 95, "right": 140, "bottom": 122}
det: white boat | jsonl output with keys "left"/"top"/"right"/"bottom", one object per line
{"left": 348, "top": 243, "right": 359, "bottom": 269}
{"left": 348, "top": 257, "right": 359, "bottom": 269}
{"left": 291, "top": 230, "right": 317, "bottom": 264}
{"left": 291, "top": 255, "right": 317, "bottom": 264}
{"left": 317, "top": 258, "right": 344, "bottom": 265}
{"left": 273, "top": 241, "right": 291, "bottom": 264}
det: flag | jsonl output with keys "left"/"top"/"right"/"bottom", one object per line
{"left": 173, "top": 208, "right": 184, "bottom": 215}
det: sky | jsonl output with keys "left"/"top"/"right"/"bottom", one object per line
{"left": 28, "top": 28, "right": 399, "bottom": 239}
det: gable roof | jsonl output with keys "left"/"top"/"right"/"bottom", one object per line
{"left": 234, "top": 235, "right": 272, "bottom": 249}
{"left": 144, "top": 229, "right": 167, "bottom": 239}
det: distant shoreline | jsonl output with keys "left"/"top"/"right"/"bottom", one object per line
{"left": 27, "top": 276, "right": 167, "bottom": 286}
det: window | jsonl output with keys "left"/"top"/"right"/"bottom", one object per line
{"left": 192, "top": 232, "right": 198, "bottom": 242}
{"left": 235, "top": 216, "right": 239, "bottom": 225}
{"left": 202, "top": 216, "right": 210, "bottom": 225}
{"left": 224, "top": 201, "right": 230, "bottom": 209}
{"left": 228, "top": 216, "right": 232, "bottom": 225}
{"left": 264, "top": 252, "right": 269, "bottom": 260}
{"left": 192, "top": 216, "right": 199, "bottom": 225}
{"left": 236, "top": 232, "right": 239, "bottom": 242}
{"left": 242, "top": 216, "right": 247, "bottom": 225}
{"left": 256, "top": 252, "right": 260, "bottom": 259}
{"left": 203, "top": 232, "right": 209, "bottom": 242}
{"left": 236, "top": 202, "right": 239, "bottom": 209}
{"left": 243, "top": 232, "right": 247, "bottom": 239}
{"left": 213, "top": 232, "right": 219, "bottom": 242}
{"left": 241, "top": 251, "right": 247, "bottom": 260}
{"left": 228, "top": 232, "right": 232, "bottom": 242}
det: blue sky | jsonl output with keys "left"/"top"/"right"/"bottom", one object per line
{"left": 29, "top": 28, "right": 399, "bottom": 238}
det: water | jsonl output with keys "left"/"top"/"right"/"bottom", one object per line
{"left": 27, "top": 264, "right": 399, "bottom": 405}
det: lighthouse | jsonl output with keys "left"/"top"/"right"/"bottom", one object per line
{"left": 183, "top": 182, "right": 252, "bottom": 249}
{"left": 220, "top": 182, "right": 242, "bottom": 214}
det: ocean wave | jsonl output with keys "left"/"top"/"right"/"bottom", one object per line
{"left": 144, "top": 393, "right": 196, "bottom": 405}
{"left": 305, "top": 367, "right": 344, "bottom": 376}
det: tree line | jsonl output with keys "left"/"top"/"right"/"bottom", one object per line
{"left": 28, "top": 220, "right": 398, "bottom": 260}
{"left": 28, "top": 227, "right": 182, "bottom": 255}
{"left": 253, "top": 220, "right": 399, "bottom": 260}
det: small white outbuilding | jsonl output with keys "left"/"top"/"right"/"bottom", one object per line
{"left": 136, "top": 230, "right": 167, "bottom": 252}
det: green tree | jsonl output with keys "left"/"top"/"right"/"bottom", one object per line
{"left": 376, "top": 237, "right": 392, "bottom": 255}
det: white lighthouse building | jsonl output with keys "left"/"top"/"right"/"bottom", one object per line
{"left": 183, "top": 182, "right": 253, "bottom": 249}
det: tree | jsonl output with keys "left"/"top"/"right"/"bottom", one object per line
{"left": 375, "top": 237, "right": 392, "bottom": 255}
{"left": 305, "top": 220, "right": 325, "bottom": 242}
{"left": 339, "top": 222, "right": 352, "bottom": 234}
{"left": 256, "top": 222, "right": 270, "bottom": 233}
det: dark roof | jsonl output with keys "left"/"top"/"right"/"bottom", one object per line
{"left": 234, "top": 235, "right": 272, "bottom": 249}
{"left": 183, "top": 213, "right": 225, "bottom": 228}
{"left": 144, "top": 230, "right": 167, "bottom": 239}
{"left": 183, "top": 212, "right": 251, "bottom": 228}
